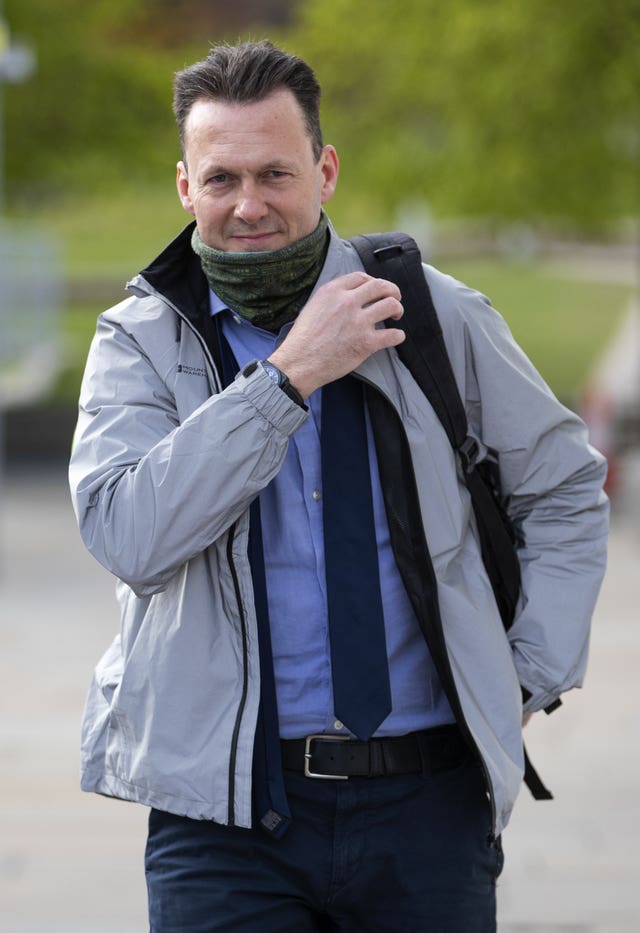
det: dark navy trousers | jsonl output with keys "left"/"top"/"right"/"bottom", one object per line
{"left": 145, "top": 758, "right": 504, "bottom": 932}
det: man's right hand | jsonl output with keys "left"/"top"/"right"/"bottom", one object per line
{"left": 268, "top": 271, "right": 405, "bottom": 400}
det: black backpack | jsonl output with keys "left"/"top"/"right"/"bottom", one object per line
{"left": 350, "top": 232, "right": 553, "bottom": 800}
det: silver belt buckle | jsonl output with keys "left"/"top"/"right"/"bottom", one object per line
{"left": 304, "top": 734, "right": 351, "bottom": 780}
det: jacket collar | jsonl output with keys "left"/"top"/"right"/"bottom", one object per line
{"left": 131, "top": 221, "right": 209, "bottom": 331}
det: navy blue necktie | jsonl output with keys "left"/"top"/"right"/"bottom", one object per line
{"left": 321, "top": 376, "right": 392, "bottom": 740}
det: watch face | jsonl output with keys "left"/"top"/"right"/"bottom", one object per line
{"left": 262, "top": 361, "right": 282, "bottom": 386}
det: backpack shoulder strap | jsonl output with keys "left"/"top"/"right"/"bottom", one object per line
{"left": 350, "top": 232, "right": 552, "bottom": 801}
{"left": 349, "top": 232, "right": 469, "bottom": 456}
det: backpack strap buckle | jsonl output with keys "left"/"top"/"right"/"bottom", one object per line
{"left": 458, "top": 436, "right": 479, "bottom": 474}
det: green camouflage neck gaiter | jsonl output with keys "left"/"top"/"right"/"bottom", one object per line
{"left": 191, "top": 211, "right": 330, "bottom": 332}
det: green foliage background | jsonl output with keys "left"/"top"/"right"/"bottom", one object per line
{"left": 288, "top": 0, "right": 639, "bottom": 232}
{"left": 4, "top": 0, "right": 184, "bottom": 202}
{"left": 4, "top": 0, "right": 638, "bottom": 231}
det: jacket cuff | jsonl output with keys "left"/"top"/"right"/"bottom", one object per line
{"left": 521, "top": 685, "right": 563, "bottom": 715}
{"left": 235, "top": 361, "right": 308, "bottom": 435}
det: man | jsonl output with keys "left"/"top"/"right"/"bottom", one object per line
{"left": 69, "top": 41, "right": 608, "bottom": 932}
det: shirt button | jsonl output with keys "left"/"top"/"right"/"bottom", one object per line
{"left": 312, "top": 489, "right": 322, "bottom": 502}
{"left": 333, "top": 720, "right": 344, "bottom": 731}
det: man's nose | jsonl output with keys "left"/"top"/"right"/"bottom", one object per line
{"left": 234, "top": 183, "right": 268, "bottom": 224}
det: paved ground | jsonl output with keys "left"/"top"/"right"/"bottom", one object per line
{"left": 0, "top": 461, "right": 638, "bottom": 933}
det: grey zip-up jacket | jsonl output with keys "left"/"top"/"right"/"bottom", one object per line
{"left": 69, "top": 223, "right": 608, "bottom": 835}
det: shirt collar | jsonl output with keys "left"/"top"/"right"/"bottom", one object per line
{"left": 208, "top": 288, "right": 228, "bottom": 318}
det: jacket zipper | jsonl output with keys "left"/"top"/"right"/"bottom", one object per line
{"left": 357, "top": 372, "right": 498, "bottom": 830}
{"left": 225, "top": 523, "right": 250, "bottom": 826}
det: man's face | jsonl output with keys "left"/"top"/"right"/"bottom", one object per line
{"left": 176, "top": 89, "right": 339, "bottom": 252}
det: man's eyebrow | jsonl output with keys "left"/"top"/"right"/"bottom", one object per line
{"left": 262, "top": 160, "right": 297, "bottom": 171}
{"left": 199, "top": 163, "right": 232, "bottom": 177}
{"left": 200, "top": 159, "right": 298, "bottom": 178}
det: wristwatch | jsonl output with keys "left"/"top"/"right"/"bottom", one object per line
{"left": 243, "top": 359, "right": 307, "bottom": 409}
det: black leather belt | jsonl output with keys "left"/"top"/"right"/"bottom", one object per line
{"left": 281, "top": 724, "right": 469, "bottom": 780}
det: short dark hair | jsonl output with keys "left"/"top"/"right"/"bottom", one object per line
{"left": 173, "top": 40, "right": 323, "bottom": 162}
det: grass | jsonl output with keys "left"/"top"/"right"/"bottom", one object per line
{"left": 435, "top": 258, "right": 631, "bottom": 403}
{"left": 28, "top": 186, "right": 188, "bottom": 282}
{"left": 10, "top": 192, "right": 631, "bottom": 407}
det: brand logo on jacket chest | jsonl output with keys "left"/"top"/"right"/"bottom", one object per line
{"left": 177, "top": 364, "right": 207, "bottom": 377}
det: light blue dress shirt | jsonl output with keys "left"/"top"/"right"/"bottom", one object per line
{"left": 211, "top": 291, "right": 454, "bottom": 739}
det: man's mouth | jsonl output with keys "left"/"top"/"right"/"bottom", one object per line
{"left": 226, "top": 230, "right": 285, "bottom": 250}
{"left": 229, "top": 230, "right": 280, "bottom": 240}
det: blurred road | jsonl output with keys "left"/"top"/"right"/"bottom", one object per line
{"left": 1, "top": 463, "right": 638, "bottom": 933}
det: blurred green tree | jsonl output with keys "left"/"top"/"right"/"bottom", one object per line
{"left": 3, "top": 0, "right": 294, "bottom": 204}
{"left": 3, "top": 0, "right": 186, "bottom": 203}
{"left": 289, "top": 0, "right": 639, "bottom": 232}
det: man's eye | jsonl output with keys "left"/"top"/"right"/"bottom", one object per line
{"left": 267, "top": 170, "right": 287, "bottom": 179}
{"left": 209, "top": 174, "right": 229, "bottom": 184}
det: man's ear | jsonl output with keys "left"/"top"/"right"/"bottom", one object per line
{"left": 319, "top": 145, "right": 340, "bottom": 205}
{"left": 176, "top": 161, "right": 195, "bottom": 215}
